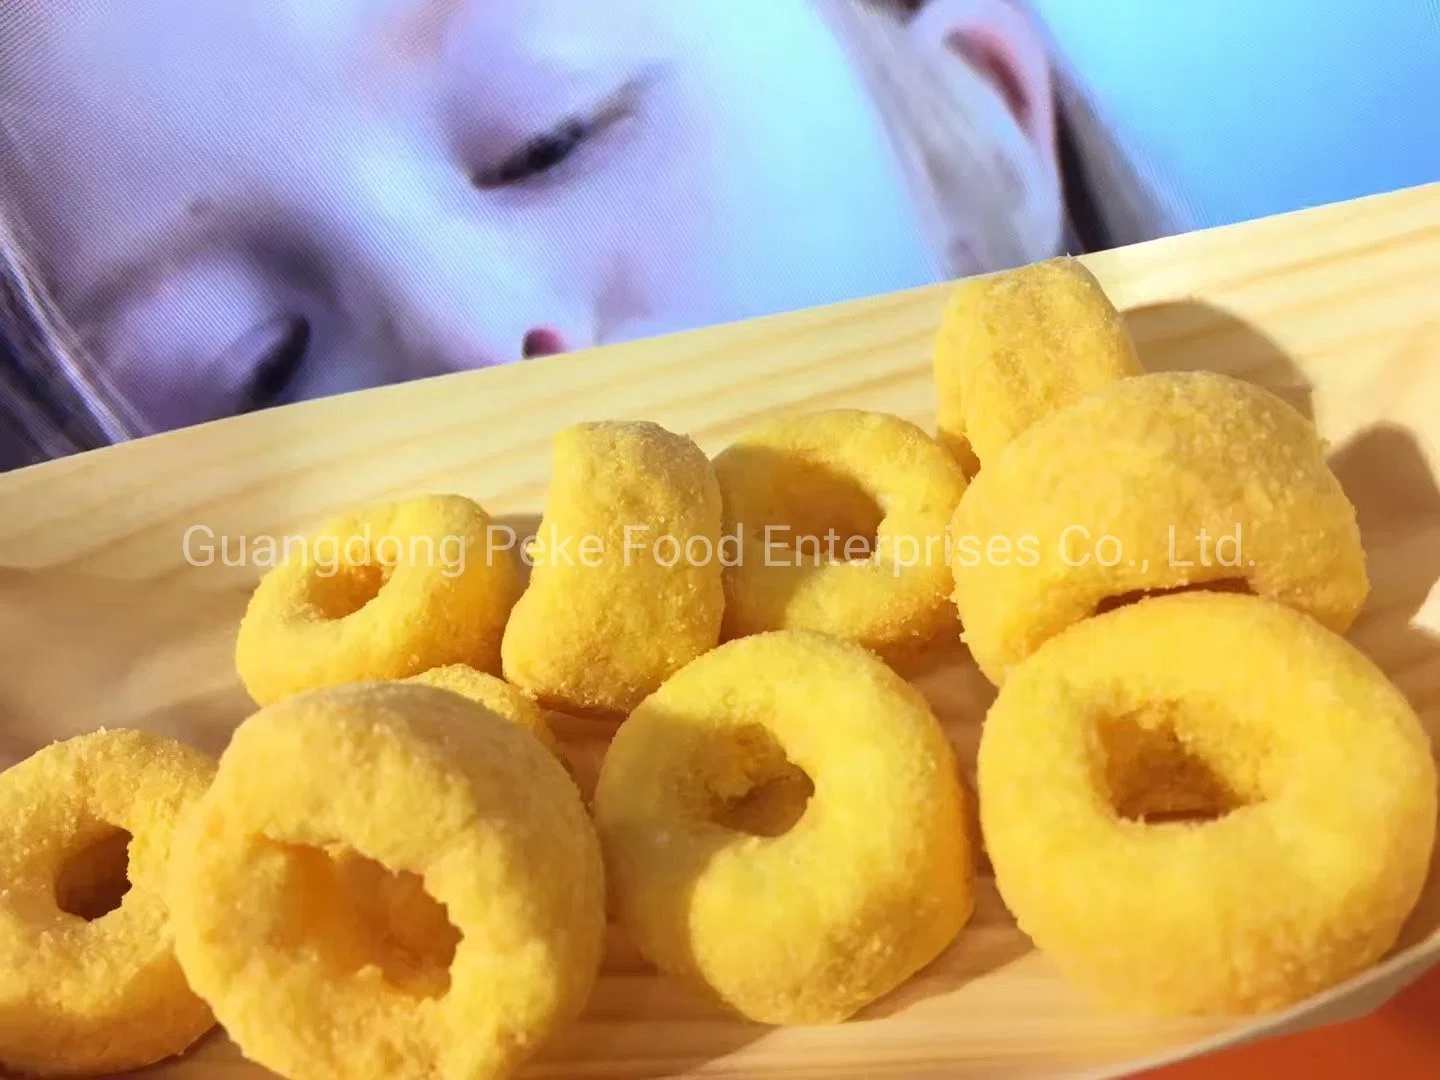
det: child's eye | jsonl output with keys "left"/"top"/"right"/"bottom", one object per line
{"left": 472, "top": 117, "right": 591, "bottom": 189}
{"left": 239, "top": 316, "right": 310, "bottom": 412}
{"left": 470, "top": 83, "right": 639, "bottom": 191}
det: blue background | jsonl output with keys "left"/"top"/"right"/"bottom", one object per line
{"left": 1033, "top": 0, "right": 1440, "bottom": 227}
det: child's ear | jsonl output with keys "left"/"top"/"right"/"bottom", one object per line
{"left": 907, "top": 0, "right": 1056, "bottom": 158}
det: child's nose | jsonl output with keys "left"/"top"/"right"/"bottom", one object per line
{"left": 521, "top": 327, "right": 568, "bottom": 358}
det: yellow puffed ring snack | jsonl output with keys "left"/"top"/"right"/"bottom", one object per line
{"left": 168, "top": 682, "right": 606, "bottom": 1080}
{"left": 404, "top": 664, "right": 560, "bottom": 758}
{"left": 236, "top": 494, "right": 521, "bottom": 706}
{"left": 951, "top": 371, "right": 1368, "bottom": 684}
{"left": 712, "top": 410, "right": 969, "bottom": 659}
{"left": 0, "top": 729, "right": 217, "bottom": 1076}
{"left": 933, "top": 257, "right": 1146, "bottom": 472}
{"left": 501, "top": 420, "right": 724, "bottom": 717}
{"left": 933, "top": 256, "right": 1143, "bottom": 474}
{"left": 978, "top": 592, "right": 1437, "bottom": 1017}
{"left": 594, "top": 630, "right": 975, "bottom": 1025}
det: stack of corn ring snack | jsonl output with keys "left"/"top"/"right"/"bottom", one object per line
{"left": 1, "top": 258, "right": 1435, "bottom": 1080}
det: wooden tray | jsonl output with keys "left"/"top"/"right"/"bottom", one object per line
{"left": 2, "top": 183, "right": 1439, "bottom": 1079}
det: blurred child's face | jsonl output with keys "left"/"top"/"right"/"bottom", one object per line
{"left": 1, "top": 0, "right": 951, "bottom": 429}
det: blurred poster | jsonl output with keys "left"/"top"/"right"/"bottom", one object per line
{"left": 1, "top": 0, "right": 1437, "bottom": 468}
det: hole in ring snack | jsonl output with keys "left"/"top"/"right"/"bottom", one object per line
{"left": 235, "top": 494, "right": 521, "bottom": 706}
{"left": 977, "top": 592, "right": 1437, "bottom": 1017}
{"left": 950, "top": 370, "right": 1368, "bottom": 685}
{"left": 712, "top": 409, "right": 970, "bottom": 660}
{"left": 0, "top": 729, "right": 218, "bottom": 1076}
{"left": 167, "top": 682, "right": 606, "bottom": 1080}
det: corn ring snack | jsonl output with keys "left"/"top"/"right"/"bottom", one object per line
{"left": 0, "top": 730, "right": 217, "bottom": 1076}
{"left": 951, "top": 371, "right": 1368, "bottom": 684}
{"left": 933, "top": 256, "right": 1143, "bottom": 474}
{"left": 713, "top": 410, "right": 969, "bottom": 659}
{"left": 594, "top": 630, "right": 975, "bottom": 1025}
{"left": 236, "top": 494, "right": 520, "bottom": 706}
{"left": 501, "top": 420, "right": 724, "bottom": 717}
{"left": 403, "top": 664, "right": 560, "bottom": 758}
{"left": 978, "top": 592, "right": 1437, "bottom": 1016}
{"left": 168, "top": 682, "right": 606, "bottom": 1080}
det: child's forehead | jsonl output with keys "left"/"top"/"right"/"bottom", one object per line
{"left": 0, "top": 1, "right": 844, "bottom": 93}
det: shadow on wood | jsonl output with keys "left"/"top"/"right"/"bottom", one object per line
{"left": 0, "top": 568, "right": 252, "bottom": 768}
{"left": 1122, "top": 300, "right": 1314, "bottom": 420}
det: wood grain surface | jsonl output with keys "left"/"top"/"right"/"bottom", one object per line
{"left": 1, "top": 182, "right": 1438, "bottom": 1079}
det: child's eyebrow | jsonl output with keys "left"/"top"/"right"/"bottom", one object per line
{"left": 67, "top": 214, "right": 225, "bottom": 329}
{"left": 384, "top": 0, "right": 472, "bottom": 62}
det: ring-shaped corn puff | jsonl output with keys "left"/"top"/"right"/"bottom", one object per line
{"left": 950, "top": 371, "right": 1368, "bottom": 684}
{"left": 403, "top": 664, "right": 560, "bottom": 758}
{"left": 235, "top": 494, "right": 520, "bottom": 705}
{"left": 978, "top": 592, "right": 1437, "bottom": 1016}
{"left": 713, "top": 410, "right": 969, "bottom": 659}
{"left": 501, "top": 421, "right": 724, "bottom": 717}
{"left": 0, "top": 730, "right": 217, "bottom": 1076}
{"left": 594, "top": 630, "right": 975, "bottom": 1025}
{"left": 934, "top": 257, "right": 1142, "bottom": 473}
{"left": 167, "top": 683, "right": 606, "bottom": 1080}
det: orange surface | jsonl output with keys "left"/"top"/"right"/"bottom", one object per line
{"left": 1140, "top": 965, "right": 1440, "bottom": 1078}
